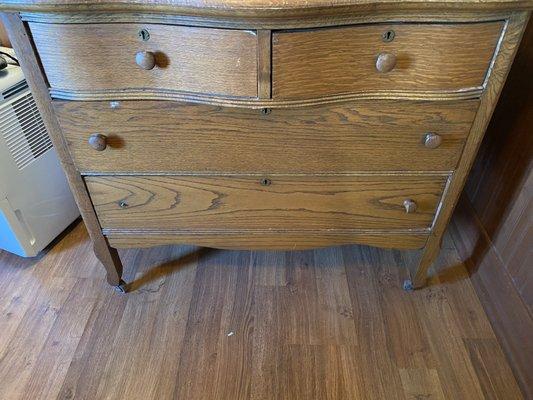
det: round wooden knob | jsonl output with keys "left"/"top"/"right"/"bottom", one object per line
{"left": 88, "top": 133, "right": 107, "bottom": 151}
{"left": 375, "top": 52, "right": 397, "bottom": 73}
{"left": 423, "top": 132, "right": 442, "bottom": 149}
{"left": 135, "top": 51, "right": 156, "bottom": 70}
{"left": 403, "top": 199, "right": 418, "bottom": 214}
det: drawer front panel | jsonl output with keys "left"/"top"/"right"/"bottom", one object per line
{"left": 54, "top": 100, "right": 478, "bottom": 173}
{"left": 272, "top": 22, "right": 504, "bottom": 99}
{"left": 86, "top": 175, "right": 448, "bottom": 231}
{"left": 105, "top": 231, "right": 429, "bottom": 250}
{"left": 29, "top": 23, "right": 258, "bottom": 98}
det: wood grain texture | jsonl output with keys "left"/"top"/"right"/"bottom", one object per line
{"left": 2, "top": 0, "right": 533, "bottom": 16}
{"left": 0, "top": 220, "right": 524, "bottom": 399}
{"left": 273, "top": 22, "right": 504, "bottom": 99}
{"left": 85, "top": 175, "right": 447, "bottom": 231}
{"left": 16, "top": 10, "right": 527, "bottom": 31}
{"left": 450, "top": 197, "right": 533, "bottom": 400}
{"left": 48, "top": 86, "right": 485, "bottom": 107}
{"left": 53, "top": 99, "right": 478, "bottom": 174}
{"left": 4, "top": 4, "right": 530, "bottom": 291}
{"left": 104, "top": 230, "right": 429, "bottom": 250}
{"left": 257, "top": 30, "right": 271, "bottom": 99}
{"left": 0, "top": 13, "right": 124, "bottom": 286}
{"left": 410, "top": 12, "right": 530, "bottom": 287}
{"left": 29, "top": 22, "right": 258, "bottom": 98}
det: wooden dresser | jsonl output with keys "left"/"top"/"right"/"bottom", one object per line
{"left": 1, "top": 0, "right": 530, "bottom": 292}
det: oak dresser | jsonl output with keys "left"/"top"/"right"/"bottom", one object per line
{"left": 1, "top": 0, "right": 531, "bottom": 292}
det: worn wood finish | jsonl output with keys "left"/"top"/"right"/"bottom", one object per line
{"left": 85, "top": 175, "right": 447, "bottom": 230}
{"left": 49, "top": 86, "right": 485, "bottom": 107}
{"left": 0, "top": 221, "right": 525, "bottom": 399}
{"left": 105, "top": 230, "right": 429, "bottom": 250}
{"left": 16, "top": 10, "right": 526, "bottom": 30}
{"left": 410, "top": 12, "right": 530, "bottom": 288}
{"left": 54, "top": 99, "right": 478, "bottom": 174}
{"left": 272, "top": 22, "right": 504, "bottom": 99}
{"left": 2, "top": 0, "right": 532, "bottom": 17}
{"left": 3, "top": 3, "right": 531, "bottom": 291}
{"left": 29, "top": 22, "right": 259, "bottom": 98}
{"left": 0, "top": 13, "right": 124, "bottom": 287}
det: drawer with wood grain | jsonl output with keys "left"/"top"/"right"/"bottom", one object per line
{"left": 85, "top": 175, "right": 448, "bottom": 231}
{"left": 272, "top": 22, "right": 504, "bottom": 100}
{"left": 29, "top": 23, "right": 259, "bottom": 98}
{"left": 53, "top": 99, "right": 478, "bottom": 174}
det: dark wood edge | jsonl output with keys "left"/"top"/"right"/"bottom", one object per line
{"left": 102, "top": 228, "right": 431, "bottom": 235}
{"left": 49, "top": 88, "right": 485, "bottom": 108}
{"left": 3, "top": 2, "right": 532, "bottom": 18}
{"left": 410, "top": 11, "right": 531, "bottom": 287}
{"left": 104, "top": 229, "right": 430, "bottom": 250}
{"left": 449, "top": 196, "right": 533, "bottom": 399}
{"left": 18, "top": 9, "right": 519, "bottom": 28}
{"left": 257, "top": 29, "right": 271, "bottom": 99}
{"left": 79, "top": 171, "right": 453, "bottom": 177}
{"left": 0, "top": 12, "right": 124, "bottom": 285}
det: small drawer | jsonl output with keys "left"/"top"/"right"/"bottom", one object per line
{"left": 53, "top": 99, "right": 478, "bottom": 174}
{"left": 29, "top": 23, "right": 258, "bottom": 98}
{"left": 85, "top": 175, "right": 447, "bottom": 231}
{"left": 272, "top": 22, "right": 504, "bottom": 99}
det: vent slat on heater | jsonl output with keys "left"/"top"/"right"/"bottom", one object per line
{"left": 1, "top": 91, "right": 53, "bottom": 170}
{"left": 1, "top": 79, "right": 29, "bottom": 100}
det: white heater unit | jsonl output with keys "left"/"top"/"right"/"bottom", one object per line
{"left": 0, "top": 51, "right": 79, "bottom": 257}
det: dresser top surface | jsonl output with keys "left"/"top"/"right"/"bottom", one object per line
{"left": 1, "top": 0, "right": 532, "bottom": 14}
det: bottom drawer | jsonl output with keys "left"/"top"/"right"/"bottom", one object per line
{"left": 86, "top": 175, "right": 447, "bottom": 232}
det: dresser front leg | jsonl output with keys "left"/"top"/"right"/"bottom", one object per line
{"left": 92, "top": 239, "right": 125, "bottom": 290}
{"left": 405, "top": 234, "right": 442, "bottom": 291}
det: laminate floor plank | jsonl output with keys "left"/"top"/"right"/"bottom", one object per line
{"left": 408, "top": 249, "right": 488, "bottom": 400}
{"left": 464, "top": 338, "right": 524, "bottom": 400}
{"left": 342, "top": 245, "right": 407, "bottom": 400}
{"left": 0, "top": 221, "right": 524, "bottom": 400}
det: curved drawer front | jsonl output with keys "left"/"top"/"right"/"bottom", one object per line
{"left": 86, "top": 175, "right": 448, "bottom": 231}
{"left": 29, "top": 23, "right": 259, "bottom": 98}
{"left": 53, "top": 99, "right": 478, "bottom": 173}
{"left": 272, "top": 22, "right": 504, "bottom": 99}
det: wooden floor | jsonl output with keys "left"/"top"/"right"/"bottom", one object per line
{"left": 0, "top": 220, "right": 523, "bottom": 400}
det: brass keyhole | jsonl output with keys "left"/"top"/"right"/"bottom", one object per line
{"left": 382, "top": 30, "right": 395, "bottom": 43}
{"left": 260, "top": 178, "right": 272, "bottom": 186}
{"left": 261, "top": 108, "right": 271, "bottom": 115}
{"left": 138, "top": 28, "right": 150, "bottom": 41}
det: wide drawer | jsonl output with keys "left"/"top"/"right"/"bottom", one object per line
{"left": 29, "top": 23, "right": 258, "bottom": 98}
{"left": 272, "top": 22, "right": 504, "bottom": 99}
{"left": 54, "top": 99, "right": 478, "bottom": 173}
{"left": 85, "top": 175, "right": 448, "bottom": 231}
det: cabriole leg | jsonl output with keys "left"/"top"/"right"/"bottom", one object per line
{"left": 93, "top": 240, "right": 125, "bottom": 290}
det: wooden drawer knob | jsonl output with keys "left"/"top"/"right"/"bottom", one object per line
{"left": 423, "top": 133, "right": 442, "bottom": 149}
{"left": 88, "top": 133, "right": 107, "bottom": 151}
{"left": 135, "top": 51, "right": 156, "bottom": 70}
{"left": 403, "top": 199, "right": 418, "bottom": 214}
{"left": 375, "top": 52, "right": 397, "bottom": 73}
